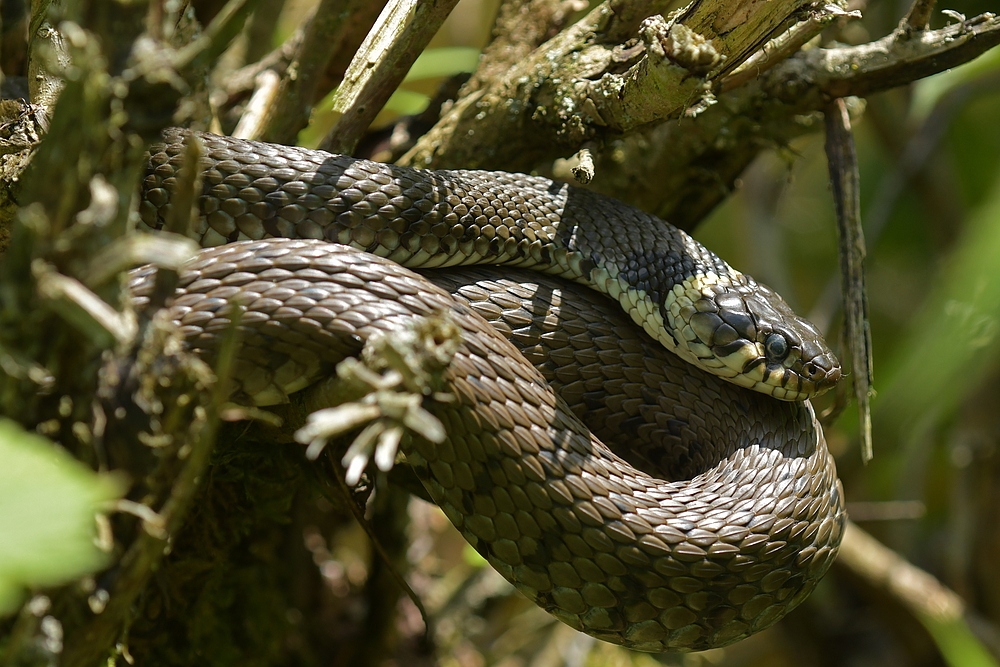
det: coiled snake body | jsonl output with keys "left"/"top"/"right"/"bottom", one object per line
{"left": 135, "top": 130, "right": 846, "bottom": 652}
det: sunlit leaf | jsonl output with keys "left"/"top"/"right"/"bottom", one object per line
{"left": 919, "top": 613, "right": 1000, "bottom": 667}
{"left": 0, "top": 419, "right": 122, "bottom": 615}
{"left": 911, "top": 46, "right": 1000, "bottom": 121}
{"left": 403, "top": 46, "right": 480, "bottom": 82}
{"left": 874, "top": 172, "right": 1000, "bottom": 437}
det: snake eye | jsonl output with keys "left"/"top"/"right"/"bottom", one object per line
{"left": 764, "top": 333, "right": 789, "bottom": 361}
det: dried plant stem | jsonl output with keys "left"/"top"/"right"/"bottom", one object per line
{"left": 824, "top": 99, "right": 873, "bottom": 464}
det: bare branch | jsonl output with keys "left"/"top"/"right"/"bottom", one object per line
{"left": 824, "top": 99, "right": 873, "bottom": 464}
{"left": 401, "top": 0, "right": 820, "bottom": 171}
{"left": 807, "top": 12, "right": 1000, "bottom": 100}
{"left": 321, "top": 0, "right": 462, "bottom": 155}
{"left": 254, "top": 0, "right": 365, "bottom": 145}
{"left": 582, "top": 11, "right": 1000, "bottom": 229}
{"left": 232, "top": 69, "right": 281, "bottom": 139}
{"left": 174, "top": 0, "right": 260, "bottom": 76}
{"left": 901, "top": 0, "right": 938, "bottom": 33}
{"left": 722, "top": 5, "right": 861, "bottom": 93}
{"left": 221, "top": 30, "right": 302, "bottom": 100}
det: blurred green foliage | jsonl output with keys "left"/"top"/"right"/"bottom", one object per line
{"left": 922, "top": 614, "right": 999, "bottom": 667}
{"left": 0, "top": 419, "right": 121, "bottom": 615}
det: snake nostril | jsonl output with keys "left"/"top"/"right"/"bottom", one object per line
{"left": 806, "top": 360, "right": 842, "bottom": 390}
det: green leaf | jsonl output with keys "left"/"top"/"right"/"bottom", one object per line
{"left": 403, "top": 47, "right": 481, "bottom": 82}
{"left": 384, "top": 88, "right": 432, "bottom": 116}
{"left": 910, "top": 45, "right": 1000, "bottom": 121}
{"left": 918, "top": 613, "right": 1000, "bottom": 667}
{"left": 0, "top": 419, "right": 122, "bottom": 615}
{"left": 875, "top": 172, "right": 1000, "bottom": 438}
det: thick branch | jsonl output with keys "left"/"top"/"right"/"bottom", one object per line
{"left": 582, "top": 11, "right": 1000, "bottom": 229}
{"left": 400, "top": 0, "right": 820, "bottom": 171}
{"left": 789, "top": 11, "right": 1000, "bottom": 103}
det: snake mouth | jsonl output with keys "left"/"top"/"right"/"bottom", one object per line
{"left": 737, "top": 355, "right": 842, "bottom": 400}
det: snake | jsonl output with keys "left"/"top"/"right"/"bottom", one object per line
{"left": 133, "top": 129, "right": 846, "bottom": 652}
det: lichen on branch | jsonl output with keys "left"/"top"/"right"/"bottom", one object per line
{"left": 400, "top": 0, "right": 831, "bottom": 171}
{"left": 401, "top": 1, "right": 1000, "bottom": 227}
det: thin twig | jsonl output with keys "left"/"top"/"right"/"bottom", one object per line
{"left": 721, "top": 5, "right": 861, "bottom": 93}
{"left": 232, "top": 69, "right": 281, "bottom": 139}
{"left": 570, "top": 146, "right": 595, "bottom": 184}
{"left": 824, "top": 98, "right": 873, "bottom": 464}
{"left": 222, "top": 29, "right": 302, "bottom": 100}
{"left": 901, "top": 0, "right": 938, "bottom": 33}
{"left": 817, "top": 12, "right": 1000, "bottom": 100}
{"left": 321, "top": 0, "right": 462, "bottom": 155}
{"left": 836, "top": 521, "right": 1000, "bottom": 662}
{"left": 806, "top": 76, "right": 991, "bottom": 335}
{"left": 256, "top": 0, "right": 364, "bottom": 145}
{"left": 175, "top": 0, "right": 260, "bottom": 75}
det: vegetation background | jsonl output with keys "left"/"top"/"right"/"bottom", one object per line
{"left": 2, "top": 0, "right": 1000, "bottom": 666}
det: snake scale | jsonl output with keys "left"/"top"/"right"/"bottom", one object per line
{"left": 133, "top": 129, "right": 846, "bottom": 652}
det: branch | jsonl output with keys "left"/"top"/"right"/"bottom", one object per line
{"left": 580, "top": 11, "right": 1000, "bottom": 229}
{"left": 901, "top": 0, "right": 938, "bottom": 33}
{"left": 836, "top": 521, "right": 1000, "bottom": 662}
{"left": 824, "top": 100, "right": 873, "bottom": 464}
{"left": 796, "top": 11, "right": 1000, "bottom": 102}
{"left": 253, "top": 0, "right": 365, "bottom": 145}
{"left": 320, "top": 0, "right": 462, "bottom": 154}
{"left": 400, "top": 0, "right": 820, "bottom": 171}
{"left": 721, "top": 4, "right": 861, "bottom": 93}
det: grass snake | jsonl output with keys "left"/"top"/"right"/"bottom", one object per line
{"left": 133, "top": 129, "right": 846, "bottom": 651}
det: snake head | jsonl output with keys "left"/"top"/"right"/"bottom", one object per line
{"left": 672, "top": 281, "right": 841, "bottom": 400}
